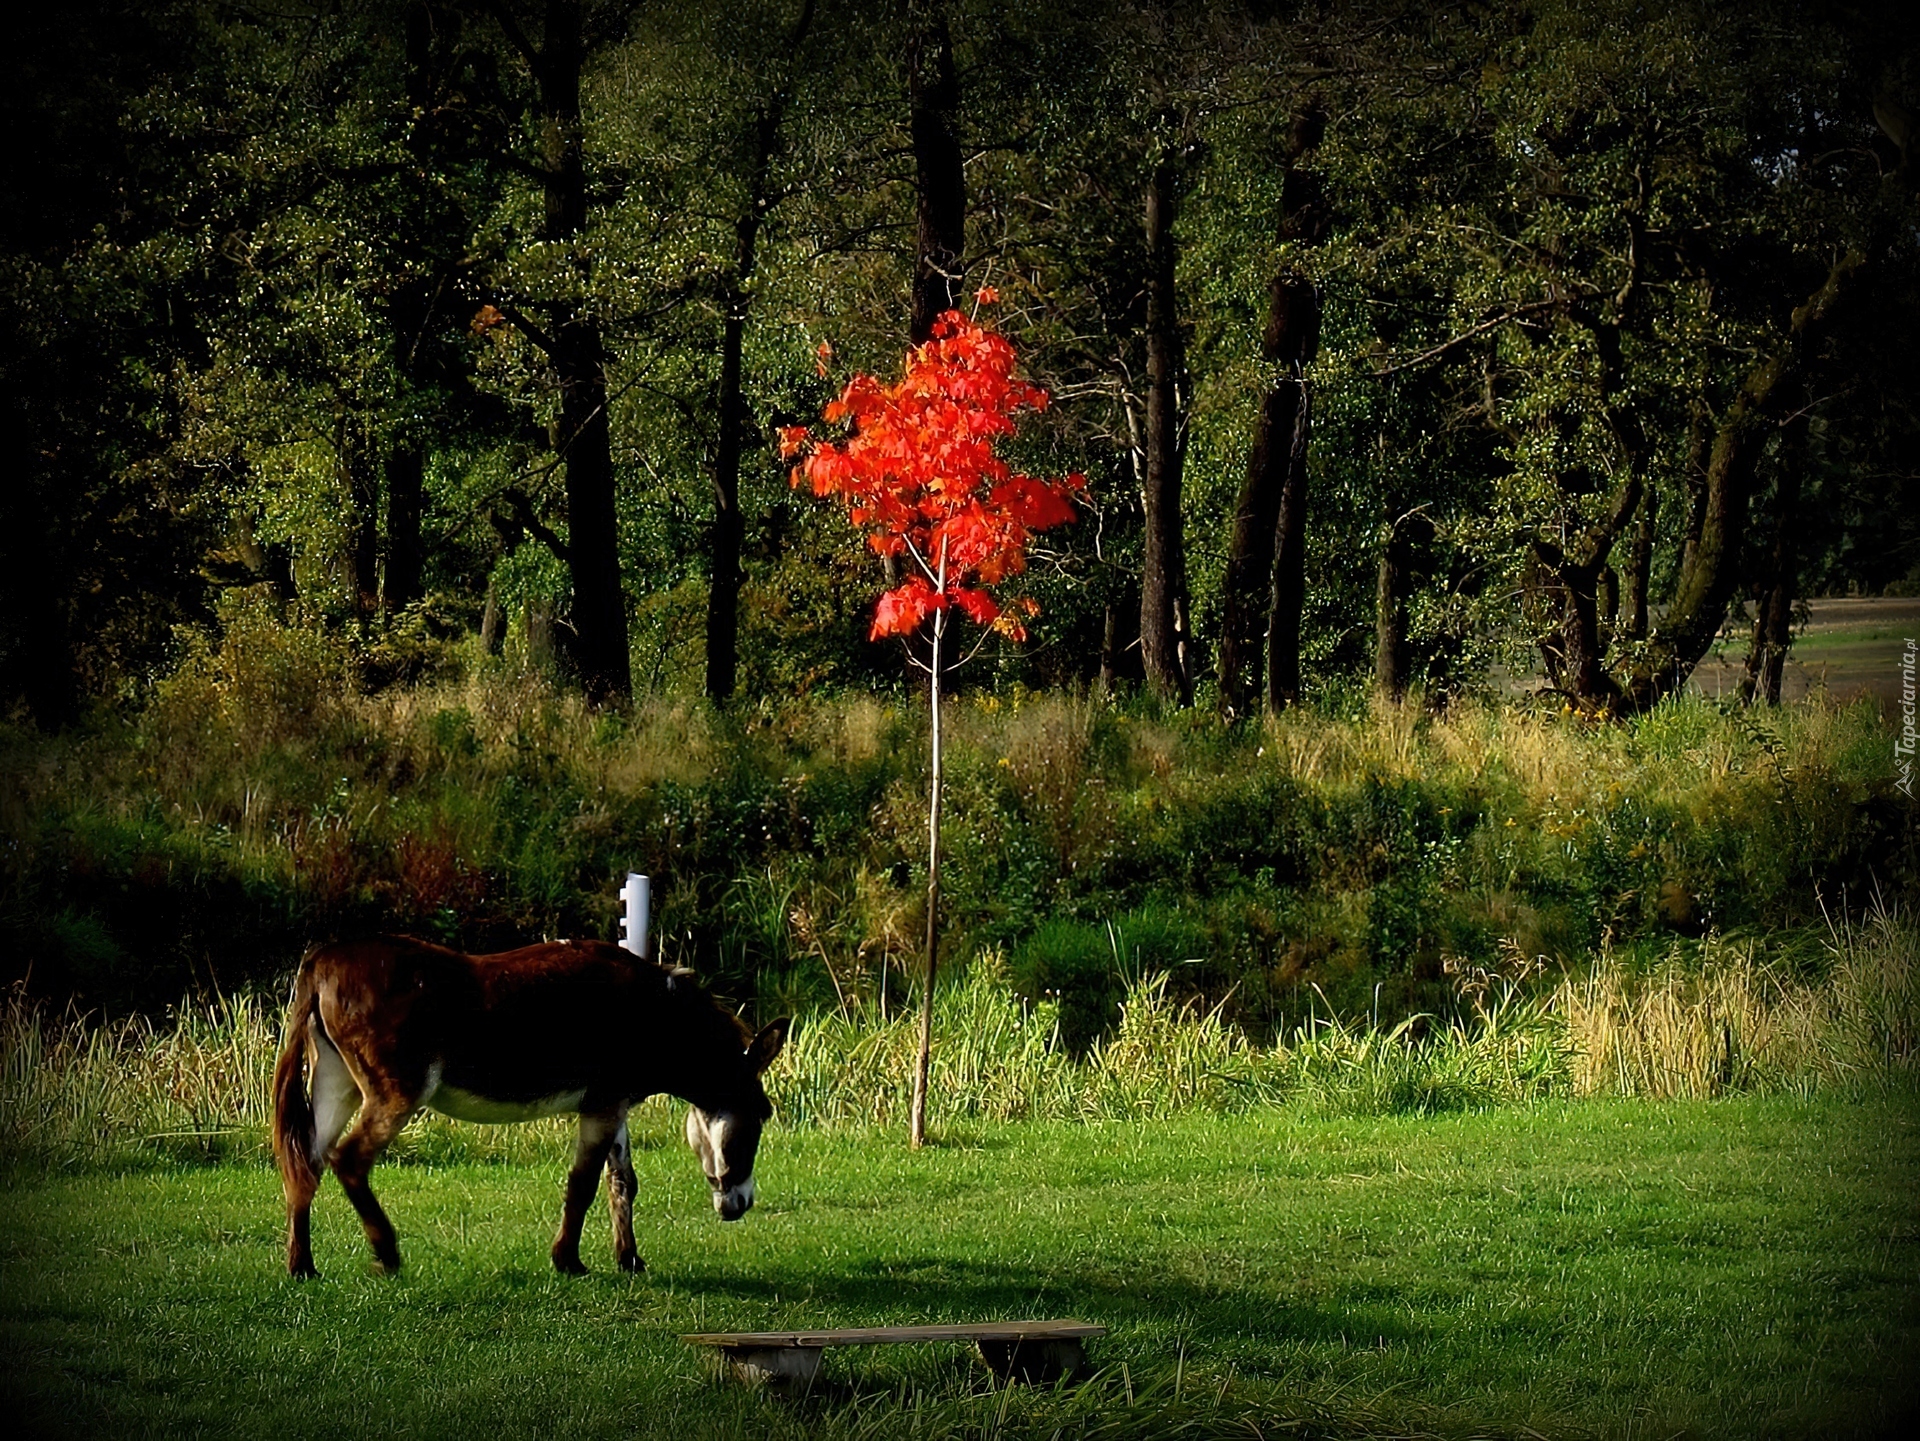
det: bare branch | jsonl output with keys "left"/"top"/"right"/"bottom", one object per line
{"left": 1370, "top": 300, "right": 1561, "bottom": 377}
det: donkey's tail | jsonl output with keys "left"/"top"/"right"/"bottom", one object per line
{"left": 272, "top": 951, "right": 322, "bottom": 1197}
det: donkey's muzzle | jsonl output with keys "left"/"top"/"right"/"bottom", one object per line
{"left": 715, "top": 1177, "right": 755, "bottom": 1221}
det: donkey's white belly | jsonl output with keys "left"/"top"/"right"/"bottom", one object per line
{"left": 424, "top": 1072, "right": 587, "bottom": 1124}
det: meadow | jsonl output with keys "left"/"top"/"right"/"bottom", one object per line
{"left": 2, "top": 1091, "right": 1915, "bottom": 1440}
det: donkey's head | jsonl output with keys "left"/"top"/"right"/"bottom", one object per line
{"left": 683, "top": 1015, "right": 789, "bottom": 1221}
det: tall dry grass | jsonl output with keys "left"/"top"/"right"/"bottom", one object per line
{"left": 2, "top": 905, "right": 1910, "bottom": 1169}
{"left": 0, "top": 987, "right": 278, "bottom": 1167}
{"left": 1559, "top": 897, "right": 1917, "bottom": 1098}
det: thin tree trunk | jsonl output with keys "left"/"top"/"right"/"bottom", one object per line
{"left": 908, "top": 7, "right": 965, "bottom": 346}
{"left": 704, "top": 0, "right": 818, "bottom": 702}
{"left": 910, "top": 549, "right": 947, "bottom": 1151}
{"left": 1742, "top": 426, "right": 1804, "bottom": 706}
{"left": 1622, "top": 484, "right": 1655, "bottom": 642}
{"left": 383, "top": 8, "right": 440, "bottom": 621}
{"left": 1265, "top": 379, "right": 1311, "bottom": 711}
{"left": 1220, "top": 384, "right": 1289, "bottom": 717}
{"left": 383, "top": 438, "right": 425, "bottom": 615}
{"left": 1139, "top": 153, "right": 1190, "bottom": 705}
{"left": 1374, "top": 520, "right": 1412, "bottom": 701}
{"left": 537, "top": 0, "right": 628, "bottom": 703}
{"left": 706, "top": 287, "right": 750, "bottom": 701}
{"left": 343, "top": 414, "right": 380, "bottom": 625}
{"left": 1678, "top": 403, "right": 1709, "bottom": 583}
{"left": 1221, "top": 98, "right": 1325, "bottom": 718}
{"left": 1098, "top": 601, "right": 1119, "bottom": 695}
{"left": 480, "top": 578, "right": 504, "bottom": 654}
{"left": 526, "top": 600, "right": 555, "bottom": 668}
{"left": 1528, "top": 546, "right": 1620, "bottom": 708}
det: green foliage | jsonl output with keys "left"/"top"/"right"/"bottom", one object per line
{"left": 3, "top": 669, "right": 1907, "bottom": 1030}
{"left": 9, "top": 1, "right": 1916, "bottom": 722}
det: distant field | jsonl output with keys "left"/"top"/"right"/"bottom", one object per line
{"left": 1690, "top": 596, "right": 1920, "bottom": 706}
{"left": 2, "top": 1093, "right": 1916, "bottom": 1440}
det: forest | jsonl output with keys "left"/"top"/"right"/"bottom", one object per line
{"left": 5, "top": 0, "right": 1916, "bottom": 727}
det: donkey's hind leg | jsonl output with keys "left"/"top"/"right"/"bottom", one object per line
{"left": 553, "top": 1110, "right": 625, "bottom": 1275}
{"left": 328, "top": 1085, "right": 417, "bottom": 1274}
{"left": 604, "top": 1117, "right": 644, "bottom": 1274}
{"left": 287, "top": 1033, "right": 362, "bottom": 1276}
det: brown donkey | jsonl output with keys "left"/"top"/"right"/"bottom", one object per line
{"left": 272, "top": 936, "right": 788, "bottom": 1278}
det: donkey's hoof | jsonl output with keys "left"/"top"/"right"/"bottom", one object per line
{"left": 552, "top": 1253, "right": 589, "bottom": 1276}
{"left": 617, "top": 1253, "right": 646, "bottom": 1275}
{"left": 370, "top": 1249, "right": 402, "bottom": 1276}
{"left": 290, "top": 1262, "right": 320, "bottom": 1280}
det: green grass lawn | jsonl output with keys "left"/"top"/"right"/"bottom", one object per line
{"left": 3, "top": 1092, "right": 1916, "bottom": 1440}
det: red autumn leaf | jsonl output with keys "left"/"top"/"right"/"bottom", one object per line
{"left": 950, "top": 586, "right": 1000, "bottom": 627}
{"left": 871, "top": 577, "right": 939, "bottom": 639}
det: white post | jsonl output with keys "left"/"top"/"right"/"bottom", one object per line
{"left": 619, "top": 873, "right": 651, "bottom": 959}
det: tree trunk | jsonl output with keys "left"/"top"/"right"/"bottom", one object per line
{"left": 1221, "top": 377, "right": 1293, "bottom": 716}
{"left": 382, "top": 7, "right": 441, "bottom": 622}
{"left": 1374, "top": 514, "right": 1414, "bottom": 701}
{"left": 1098, "top": 600, "right": 1119, "bottom": 695}
{"left": 1221, "top": 99, "right": 1325, "bottom": 717}
{"left": 1530, "top": 547, "right": 1620, "bottom": 709}
{"left": 1264, "top": 380, "right": 1311, "bottom": 712}
{"left": 1620, "top": 99, "right": 1912, "bottom": 711}
{"left": 1139, "top": 152, "right": 1190, "bottom": 705}
{"left": 704, "top": 0, "right": 818, "bottom": 702}
{"left": 1621, "top": 483, "right": 1655, "bottom": 642}
{"left": 910, "top": 551, "right": 947, "bottom": 1151}
{"left": 536, "top": 0, "right": 629, "bottom": 704}
{"left": 342, "top": 414, "right": 380, "bottom": 624}
{"left": 908, "top": 7, "right": 965, "bottom": 346}
{"left": 706, "top": 285, "right": 750, "bottom": 702}
{"left": 1620, "top": 249, "right": 1863, "bottom": 712}
{"left": 1678, "top": 403, "right": 1709, "bottom": 584}
{"left": 480, "top": 578, "right": 504, "bottom": 655}
{"left": 526, "top": 600, "right": 556, "bottom": 669}
{"left": 383, "top": 437, "right": 425, "bottom": 615}
{"left": 1741, "top": 426, "right": 1804, "bottom": 706}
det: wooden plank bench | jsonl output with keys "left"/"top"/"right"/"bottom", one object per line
{"left": 683, "top": 1319, "right": 1107, "bottom": 1388}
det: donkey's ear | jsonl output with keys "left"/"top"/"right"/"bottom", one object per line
{"left": 665, "top": 966, "right": 697, "bottom": 993}
{"left": 747, "top": 1017, "right": 790, "bottom": 1073}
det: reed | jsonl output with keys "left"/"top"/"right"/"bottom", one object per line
{"left": 1558, "top": 896, "right": 1917, "bottom": 1099}
{"left": 3, "top": 905, "right": 1910, "bottom": 1169}
{"left": 0, "top": 986, "right": 279, "bottom": 1167}
{"left": 773, "top": 955, "right": 1080, "bottom": 1128}
{"left": 0, "top": 985, "right": 581, "bottom": 1169}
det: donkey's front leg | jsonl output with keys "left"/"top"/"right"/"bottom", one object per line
{"left": 604, "top": 1117, "right": 643, "bottom": 1274}
{"left": 553, "top": 1111, "right": 623, "bottom": 1275}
